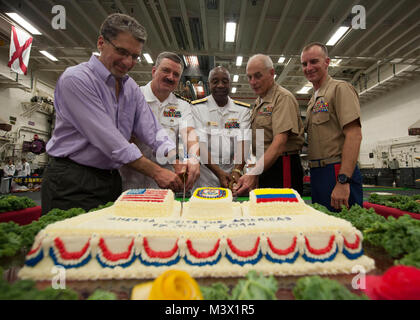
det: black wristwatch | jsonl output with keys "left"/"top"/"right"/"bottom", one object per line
{"left": 337, "top": 174, "right": 352, "bottom": 184}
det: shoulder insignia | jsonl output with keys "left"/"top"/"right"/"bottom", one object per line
{"left": 233, "top": 100, "right": 251, "bottom": 108}
{"left": 173, "top": 92, "right": 191, "bottom": 103}
{"left": 191, "top": 97, "right": 208, "bottom": 105}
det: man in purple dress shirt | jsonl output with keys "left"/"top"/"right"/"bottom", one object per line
{"left": 42, "top": 13, "right": 184, "bottom": 214}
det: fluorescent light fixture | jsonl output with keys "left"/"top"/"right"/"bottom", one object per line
{"left": 93, "top": 52, "right": 100, "bottom": 56}
{"left": 185, "top": 56, "right": 199, "bottom": 67}
{"left": 143, "top": 53, "right": 153, "bottom": 64}
{"left": 6, "top": 12, "right": 42, "bottom": 35}
{"left": 330, "top": 59, "right": 342, "bottom": 67}
{"left": 183, "top": 55, "right": 189, "bottom": 67}
{"left": 390, "top": 58, "right": 403, "bottom": 64}
{"left": 39, "top": 50, "right": 58, "bottom": 62}
{"left": 236, "top": 56, "right": 243, "bottom": 67}
{"left": 225, "top": 22, "right": 236, "bottom": 42}
{"left": 233, "top": 74, "right": 239, "bottom": 82}
{"left": 296, "top": 83, "right": 312, "bottom": 94}
{"left": 326, "top": 26, "right": 349, "bottom": 46}
{"left": 278, "top": 56, "right": 286, "bottom": 64}
{"left": 232, "top": 87, "right": 237, "bottom": 93}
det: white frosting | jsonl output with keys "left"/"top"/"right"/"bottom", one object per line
{"left": 18, "top": 255, "right": 375, "bottom": 280}
{"left": 183, "top": 187, "right": 237, "bottom": 220}
{"left": 18, "top": 188, "right": 376, "bottom": 281}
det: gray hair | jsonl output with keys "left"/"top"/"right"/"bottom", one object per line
{"left": 247, "top": 54, "right": 274, "bottom": 70}
{"left": 100, "top": 13, "right": 147, "bottom": 43}
{"left": 208, "top": 66, "right": 231, "bottom": 81}
{"left": 302, "top": 42, "right": 329, "bottom": 57}
{"left": 155, "top": 51, "right": 184, "bottom": 72}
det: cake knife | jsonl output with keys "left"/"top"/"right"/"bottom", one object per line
{"left": 182, "top": 172, "right": 186, "bottom": 205}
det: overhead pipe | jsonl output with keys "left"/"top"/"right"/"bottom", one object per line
{"left": 17, "top": 126, "right": 50, "bottom": 140}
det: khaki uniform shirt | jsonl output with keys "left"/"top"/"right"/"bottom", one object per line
{"left": 251, "top": 83, "right": 304, "bottom": 155}
{"left": 191, "top": 95, "right": 251, "bottom": 187}
{"left": 120, "top": 82, "right": 194, "bottom": 190}
{"left": 305, "top": 75, "right": 361, "bottom": 161}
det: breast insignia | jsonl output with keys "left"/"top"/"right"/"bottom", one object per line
{"left": 233, "top": 100, "right": 251, "bottom": 108}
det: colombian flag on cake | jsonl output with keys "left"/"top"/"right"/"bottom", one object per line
{"left": 254, "top": 188, "right": 298, "bottom": 203}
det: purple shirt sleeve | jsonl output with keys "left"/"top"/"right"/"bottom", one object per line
{"left": 47, "top": 57, "right": 176, "bottom": 169}
{"left": 53, "top": 73, "right": 142, "bottom": 166}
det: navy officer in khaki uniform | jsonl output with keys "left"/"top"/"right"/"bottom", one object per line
{"left": 191, "top": 66, "right": 251, "bottom": 189}
{"left": 234, "top": 54, "right": 305, "bottom": 196}
{"left": 301, "top": 42, "right": 363, "bottom": 212}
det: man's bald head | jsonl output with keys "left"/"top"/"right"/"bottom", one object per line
{"left": 209, "top": 66, "right": 230, "bottom": 82}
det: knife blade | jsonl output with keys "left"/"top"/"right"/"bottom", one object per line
{"left": 182, "top": 172, "right": 186, "bottom": 204}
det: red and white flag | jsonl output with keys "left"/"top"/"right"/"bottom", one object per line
{"left": 8, "top": 26, "right": 33, "bottom": 75}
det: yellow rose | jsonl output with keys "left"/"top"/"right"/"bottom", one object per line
{"left": 131, "top": 270, "right": 203, "bottom": 300}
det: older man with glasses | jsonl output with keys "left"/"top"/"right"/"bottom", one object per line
{"left": 42, "top": 13, "right": 184, "bottom": 215}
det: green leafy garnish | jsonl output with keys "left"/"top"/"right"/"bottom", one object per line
{"left": 200, "top": 282, "right": 230, "bottom": 300}
{"left": 86, "top": 289, "right": 117, "bottom": 300}
{"left": 293, "top": 276, "right": 368, "bottom": 300}
{"left": 200, "top": 270, "right": 278, "bottom": 300}
{"left": 0, "top": 195, "right": 37, "bottom": 213}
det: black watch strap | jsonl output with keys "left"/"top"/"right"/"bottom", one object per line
{"left": 337, "top": 174, "right": 352, "bottom": 184}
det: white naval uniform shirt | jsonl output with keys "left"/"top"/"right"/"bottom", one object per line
{"left": 3, "top": 164, "right": 15, "bottom": 176}
{"left": 191, "top": 95, "right": 251, "bottom": 188}
{"left": 22, "top": 162, "right": 31, "bottom": 176}
{"left": 120, "top": 82, "right": 194, "bottom": 191}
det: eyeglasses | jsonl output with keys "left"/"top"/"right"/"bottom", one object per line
{"left": 103, "top": 35, "right": 141, "bottom": 63}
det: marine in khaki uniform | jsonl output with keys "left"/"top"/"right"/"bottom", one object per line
{"left": 301, "top": 42, "right": 363, "bottom": 212}
{"left": 234, "top": 54, "right": 305, "bottom": 196}
{"left": 119, "top": 52, "right": 200, "bottom": 192}
{"left": 191, "top": 66, "right": 251, "bottom": 189}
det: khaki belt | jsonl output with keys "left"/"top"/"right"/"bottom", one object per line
{"left": 308, "top": 156, "right": 341, "bottom": 168}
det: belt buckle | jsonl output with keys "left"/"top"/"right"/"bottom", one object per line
{"left": 309, "top": 159, "right": 320, "bottom": 168}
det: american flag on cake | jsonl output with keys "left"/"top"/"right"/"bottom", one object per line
{"left": 120, "top": 189, "right": 168, "bottom": 203}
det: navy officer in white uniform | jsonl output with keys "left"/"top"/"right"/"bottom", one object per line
{"left": 120, "top": 52, "right": 200, "bottom": 191}
{"left": 191, "top": 66, "right": 251, "bottom": 189}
